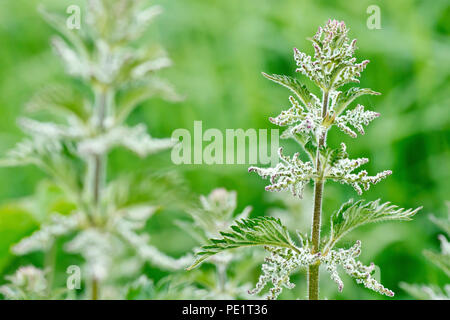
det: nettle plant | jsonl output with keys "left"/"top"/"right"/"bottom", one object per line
{"left": 188, "top": 20, "right": 422, "bottom": 300}
{"left": 179, "top": 188, "right": 259, "bottom": 299}
{"left": 0, "top": 0, "right": 190, "bottom": 299}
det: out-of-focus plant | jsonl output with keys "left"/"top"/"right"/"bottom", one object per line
{"left": 124, "top": 274, "right": 209, "bottom": 300}
{"left": 266, "top": 190, "right": 313, "bottom": 236}
{"left": 400, "top": 205, "right": 450, "bottom": 300}
{"left": 0, "top": 0, "right": 190, "bottom": 299}
{"left": 187, "top": 20, "right": 422, "bottom": 300}
{"left": 179, "top": 188, "right": 258, "bottom": 299}
{"left": 0, "top": 266, "right": 52, "bottom": 300}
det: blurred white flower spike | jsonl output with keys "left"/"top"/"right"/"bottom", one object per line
{"left": 0, "top": 266, "right": 49, "bottom": 300}
{"left": 1, "top": 0, "right": 186, "bottom": 299}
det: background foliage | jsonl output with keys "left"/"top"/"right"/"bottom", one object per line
{"left": 0, "top": 0, "right": 448, "bottom": 299}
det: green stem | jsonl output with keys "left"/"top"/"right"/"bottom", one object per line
{"left": 45, "top": 241, "right": 57, "bottom": 297}
{"left": 86, "top": 86, "right": 111, "bottom": 300}
{"left": 91, "top": 278, "right": 99, "bottom": 300}
{"left": 90, "top": 87, "right": 109, "bottom": 216}
{"left": 216, "top": 263, "right": 227, "bottom": 293}
{"left": 308, "top": 90, "right": 329, "bottom": 300}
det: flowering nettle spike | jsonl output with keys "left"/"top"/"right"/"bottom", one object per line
{"left": 186, "top": 20, "right": 421, "bottom": 300}
{"left": 249, "top": 148, "right": 316, "bottom": 199}
{"left": 261, "top": 20, "right": 381, "bottom": 150}
{"left": 294, "top": 19, "right": 370, "bottom": 90}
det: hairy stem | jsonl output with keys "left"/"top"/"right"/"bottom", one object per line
{"left": 308, "top": 90, "right": 329, "bottom": 300}
{"left": 86, "top": 86, "right": 111, "bottom": 300}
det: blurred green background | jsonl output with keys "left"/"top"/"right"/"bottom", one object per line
{"left": 0, "top": 0, "right": 448, "bottom": 299}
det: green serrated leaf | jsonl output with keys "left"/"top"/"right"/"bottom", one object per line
{"left": 303, "top": 139, "right": 316, "bottom": 159}
{"left": 326, "top": 143, "right": 348, "bottom": 168}
{"left": 262, "top": 73, "right": 313, "bottom": 108}
{"left": 334, "top": 87, "right": 380, "bottom": 116}
{"left": 187, "top": 217, "right": 299, "bottom": 270}
{"left": 327, "top": 199, "right": 421, "bottom": 250}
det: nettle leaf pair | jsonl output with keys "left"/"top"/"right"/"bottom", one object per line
{"left": 188, "top": 20, "right": 422, "bottom": 299}
{"left": 0, "top": 0, "right": 187, "bottom": 299}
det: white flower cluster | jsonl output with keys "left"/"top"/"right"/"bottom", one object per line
{"left": 335, "top": 104, "right": 380, "bottom": 138}
{"left": 78, "top": 124, "right": 176, "bottom": 157}
{"left": 325, "top": 143, "right": 392, "bottom": 195}
{"left": 249, "top": 148, "right": 316, "bottom": 198}
{"left": 65, "top": 228, "right": 116, "bottom": 281}
{"left": 13, "top": 213, "right": 79, "bottom": 255}
{"left": 50, "top": 1, "right": 174, "bottom": 88}
{"left": 1, "top": 136, "right": 63, "bottom": 168}
{"left": 10, "top": 208, "right": 187, "bottom": 283}
{"left": 321, "top": 240, "right": 394, "bottom": 297}
{"left": 71, "top": 194, "right": 191, "bottom": 281}
{"left": 294, "top": 19, "right": 369, "bottom": 90}
{"left": 15, "top": 119, "right": 175, "bottom": 160}
{"left": 249, "top": 246, "right": 320, "bottom": 300}
{"left": 0, "top": 266, "right": 48, "bottom": 300}
{"left": 115, "top": 215, "right": 192, "bottom": 272}
{"left": 270, "top": 96, "right": 325, "bottom": 141}
{"left": 254, "top": 19, "right": 386, "bottom": 202}
{"left": 193, "top": 188, "right": 252, "bottom": 239}
{"left": 200, "top": 188, "right": 237, "bottom": 218}
{"left": 18, "top": 117, "right": 85, "bottom": 141}
{"left": 248, "top": 240, "right": 394, "bottom": 300}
